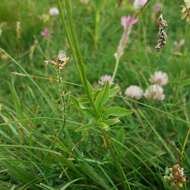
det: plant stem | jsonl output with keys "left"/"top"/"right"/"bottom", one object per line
{"left": 94, "top": 9, "right": 100, "bottom": 49}
{"left": 111, "top": 0, "right": 151, "bottom": 82}
{"left": 57, "top": 0, "right": 98, "bottom": 117}
{"left": 112, "top": 57, "right": 120, "bottom": 82}
{"left": 180, "top": 103, "right": 190, "bottom": 161}
{"left": 180, "top": 128, "right": 190, "bottom": 161}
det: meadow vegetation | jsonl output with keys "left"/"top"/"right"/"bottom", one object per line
{"left": 0, "top": 0, "right": 190, "bottom": 189}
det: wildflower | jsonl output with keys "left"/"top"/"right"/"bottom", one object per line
{"left": 133, "top": 0, "right": 147, "bottom": 10}
{"left": 49, "top": 7, "right": 59, "bottom": 16}
{"left": 155, "top": 14, "right": 168, "bottom": 50}
{"left": 144, "top": 84, "right": 165, "bottom": 101}
{"left": 152, "top": 2, "right": 162, "bottom": 13}
{"left": 98, "top": 75, "right": 113, "bottom": 86}
{"left": 164, "top": 164, "right": 186, "bottom": 188}
{"left": 115, "top": 15, "right": 138, "bottom": 60}
{"left": 149, "top": 71, "right": 168, "bottom": 86}
{"left": 125, "top": 85, "right": 144, "bottom": 100}
{"left": 151, "top": 2, "right": 162, "bottom": 20}
{"left": 181, "top": 0, "right": 190, "bottom": 23}
{"left": 41, "top": 27, "right": 49, "bottom": 38}
{"left": 121, "top": 15, "right": 138, "bottom": 29}
{"left": 45, "top": 50, "right": 69, "bottom": 70}
{"left": 80, "top": 0, "right": 89, "bottom": 4}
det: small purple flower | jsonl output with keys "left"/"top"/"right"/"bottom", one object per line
{"left": 121, "top": 15, "right": 138, "bottom": 29}
{"left": 98, "top": 74, "right": 113, "bottom": 85}
{"left": 41, "top": 27, "right": 49, "bottom": 38}
{"left": 114, "top": 15, "right": 138, "bottom": 59}
{"left": 133, "top": 0, "right": 147, "bottom": 10}
{"left": 152, "top": 3, "right": 162, "bottom": 13}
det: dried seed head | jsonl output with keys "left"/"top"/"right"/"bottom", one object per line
{"left": 164, "top": 164, "right": 186, "bottom": 188}
{"left": 184, "top": 0, "right": 190, "bottom": 8}
{"left": 181, "top": 3, "right": 190, "bottom": 23}
{"left": 155, "top": 14, "right": 168, "bottom": 50}
{"left": 45, "top": 50, "right": 69, "bottom": 70}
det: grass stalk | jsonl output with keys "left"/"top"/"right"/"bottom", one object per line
{"left": 57, "top": 0, "right": 98, "bottom": 117}
{"left": 180, "top": 101, "right": 190, "bottom": 162}
{"left": 112, "top": 57, "right": 120, "bottom": 82}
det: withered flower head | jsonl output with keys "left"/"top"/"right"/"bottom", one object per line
{"left": 155, "top": 14, "right": 168, "bottom": 50}
{"left": 164, "top": 164, "right": 186, "bottom": 188}
{"left": 181, "top": 1, "right": 190, "bottom": 23}
{"left": 45, "top": 50, "right": 69, "bottom": 70}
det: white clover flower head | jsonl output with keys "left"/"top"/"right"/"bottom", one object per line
{"left": 125, "top": 85, "right": 144, "bottom": 100}
{"left": 185, "top": 0, "right": 190, "bottom": 8}
{"left": 133, "top": 0, "right": 147, "bottom": 10}
{"left": 144, "top": 84, "right": 165, "bottom": 101}
{"left": 49, "top": 7, "right": 59, "bottom": 16}
{"left": 98, "top": 75, "right": 113, "bottom": 86}
{"left": 152, "top": 2, "right": 162, "bottom": 13}
{"left": 149, "top": 71, "right": 168, "bottom": 86}
{"left": 57, "top": 50, "right": 67, "bottom": 62}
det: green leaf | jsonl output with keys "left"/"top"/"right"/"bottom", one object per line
{"left": 104, "top": 118, "right": 120, "bottom": 126}
{"left": 95, "top": 83, "right": 110, "bottom": 110}
{"left": 94, "top": 0, "right": 102, "bottom": 9}
{"left": 60, "top": 178, "right": 82, "bottom": 190}
{"left": 98, "top": 121, "right": 109, "bottom": 131}
{"left": 70, "top": 96, "right": 85, "bottom": 110}
{"left": 103, "top": 106, "right": 131, "bottom": 117}
{"left": 38, "top": 183, "right": 55, "bottom": 190}
{"left": 109, "top": 85, "right": 120, "bottom": 98}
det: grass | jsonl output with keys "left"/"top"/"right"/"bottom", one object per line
{"left": 0, "top": 0, "right": 190, "bottom": 189}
